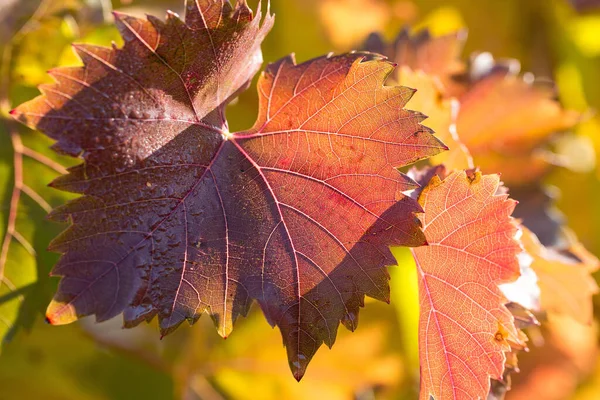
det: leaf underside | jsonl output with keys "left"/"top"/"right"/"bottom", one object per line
{"left": 11, "top": 0, "right": 447, "bottom": 378}
{"left": 411, "top": 168, "right": 522, "bottom": 400}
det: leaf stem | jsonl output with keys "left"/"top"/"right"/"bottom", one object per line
{"left": 0, "top": 129, "right": 23, "bottom": 282}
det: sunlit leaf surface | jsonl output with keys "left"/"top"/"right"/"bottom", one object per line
{"left": 411, "top": 168, "right": 522, "bottom": 399}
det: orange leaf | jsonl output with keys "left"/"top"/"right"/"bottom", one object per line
{"left": 411, "top": 169, "right": 522, "bottom": 399}
{"left": 456, "top": 64, "right": 580, "bottom": 184}
{"left": 365, "top": 30, "right": 580, "bottom": 186}
{"left": 520, "top": 227, "right": 599, "bottom": 324}
{"left": 509, "top": 314, "right": 598, "bottom": 400}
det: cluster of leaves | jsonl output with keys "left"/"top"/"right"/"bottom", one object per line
{"left": 2, "top": 1, "right": 598, "bottom": 399}
{"left": 365, "top": 26, "right": 600, "bottom": 396}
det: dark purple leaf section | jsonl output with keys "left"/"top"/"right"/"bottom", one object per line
{"left": 12, "top": 0, "right": 274, "bottom": 331}
{"left": 11, "top": 1, "right": 446, "bottom": 379}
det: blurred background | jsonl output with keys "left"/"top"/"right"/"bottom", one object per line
{"left": 1, "top": 0, "right": 600, "bottom": 399}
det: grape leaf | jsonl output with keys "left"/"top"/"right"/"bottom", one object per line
{"left": 10, "top": 0, "right": 446, "bottom": 378}
{"left": 410, "top": 167, "right": 523, "bottom": 400}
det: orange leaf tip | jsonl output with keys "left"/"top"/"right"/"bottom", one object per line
{"left": 45, "top": 300, "right": 78, "bottom": 325}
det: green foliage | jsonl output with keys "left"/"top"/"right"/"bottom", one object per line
{"left": 0, "top": 320, "right": 174, "bottom": 399}
{"left": 0, "top": 0, "right": 84, "bottom": 350}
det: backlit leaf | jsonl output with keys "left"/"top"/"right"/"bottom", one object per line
{"left": 365, "top": 29, "right": 580, "bottom": 186}
{"left": 10, "top": 0, "right": 446, "bottom": 378}
{"left": 520, "top": 227, "right": 599, "bottom": 324}
{"left": 455, "top": 57, "right": 580, "bottom": 185}
{"left": 410, "top": 168, "right": 522, "bottom": 400}
{"left": 364, "top": 32, "right": 473, "bottom": 171}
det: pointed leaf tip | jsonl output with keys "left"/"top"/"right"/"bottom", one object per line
{"left": 291, "top": 358, "right": 308, "bottom": 382}
{"left": 46, "top": 300, "right": 78, "bottom": 326}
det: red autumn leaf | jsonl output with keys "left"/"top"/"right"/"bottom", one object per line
{"left": 10, "top": 1, "right": 447, "bottom": 378}
{"left": 410, "top": 168, "right": 523, "bottom": 399}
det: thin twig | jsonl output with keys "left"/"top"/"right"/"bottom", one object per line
{"left": 21, "top": 146, "right": 68, "bottom": 175}
{"left": 0, "top": 0, "right": 56, "bottom": 284}
{"left": 21, "top": 183, "right": 52, "bottom": 213}
{"left": 12, "top": 230, "right": 36, "bottom": 256}
{"left": 0, "top": 131, "right": 23, "bottom": 283}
